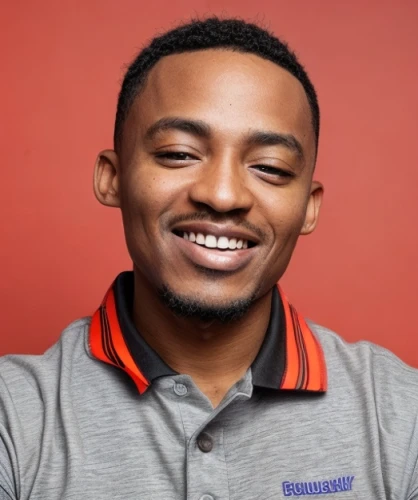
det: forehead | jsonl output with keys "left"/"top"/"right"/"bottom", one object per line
{"left": 124, "top": 49, "right": 315, "bottom": 159}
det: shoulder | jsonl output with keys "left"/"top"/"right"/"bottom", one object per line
{"left": 0, "top": 317, "right": 91, "bottom": 375}
{"left": 0, "top": 317, "right": 92, "bottom": 420}
{"left": 308, "top": 320, "right": 418, "bottom": 407}
{"left": 307, "top": 322, "right": 418, "bottom": 498}
{"left": 310, "top": 320, "right": 418, "bottom": 376}
{"left": 0, "top": 318, "right": 92, "bottom": 498}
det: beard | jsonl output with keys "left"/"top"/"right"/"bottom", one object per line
{"left": 158, "top": 283, "right": 257, "bottom": 323}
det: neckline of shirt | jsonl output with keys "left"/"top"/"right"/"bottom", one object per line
{"left": 89, "top": 271, "right": 327, "bottom": 394}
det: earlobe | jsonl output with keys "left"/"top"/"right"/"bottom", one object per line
{"left": 300, "top": 181, "right": 324, "bottom": 236}
{"left": 93, "top": 150, "right": 121, "bottom": 208}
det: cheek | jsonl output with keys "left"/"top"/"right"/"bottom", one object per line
{"left": 118, "top": 173, "right": 158, "bottom": 258}
{"left": 119, "top": 167, "right": 185, "bottom": 258}
{"left": 269, "top": 201, "right": 307, "bottom": 274}
{"left": 121, "top": 168, "right": 165, "bottom": 225}
{"left": 263, "top": 194, "right": 308, "bottom": 244}
{"left": 122, "top": 163, "right": 190, "bottom": 215}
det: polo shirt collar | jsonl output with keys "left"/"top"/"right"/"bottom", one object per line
{"left": 89, "top": 271, "right": 327, "bottom": 394}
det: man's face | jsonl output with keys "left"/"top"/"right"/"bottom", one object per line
{"left": 99, "top": 49, "right": 321, "bottom": 314}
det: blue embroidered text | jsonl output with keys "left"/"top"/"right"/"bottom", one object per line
{"left": 282, "top": 476, "right": 355, "bottom": 496}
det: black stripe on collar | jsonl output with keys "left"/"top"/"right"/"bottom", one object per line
{"left": 113, "top": 272, "right": 176, "bottom": 382}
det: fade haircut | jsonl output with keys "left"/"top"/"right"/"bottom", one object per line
{"left": 114, "top": 17, "right": 320, "bottom": 153}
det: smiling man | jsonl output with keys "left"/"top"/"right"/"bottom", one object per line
{"left": 1, "top": 17, "right": 418, "bottom": 500}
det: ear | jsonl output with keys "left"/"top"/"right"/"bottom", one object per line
{"left": 93, "top": 150, "right": 121, "bottom": 208}
{"left": 300, "top": 180, "right": 324, "bottom": 235}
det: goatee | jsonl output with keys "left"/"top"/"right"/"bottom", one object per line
{"left": 158, "top": 285, "right": 256, "bottom": 323}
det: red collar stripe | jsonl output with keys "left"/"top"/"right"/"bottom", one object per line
{"left": 278, "top": 286, "right": 327, "bottom": 391}
{"left": 89, "top": 281, "right": 327, "bottom": 393}
{"left": 90, "top": 286, "right": 150, "bottom": 394}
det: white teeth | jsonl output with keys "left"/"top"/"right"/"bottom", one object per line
{"left": 181, "top": 231, "right": 250, "bottom": 250}
{"left": 217, "top": 236, "right": 229, "bottom": 249}
{"left": 196, "top": 233, "right": 205, "bottom": 245}
{"left": 205, "top": 234, "right": 217, "bottom": 248}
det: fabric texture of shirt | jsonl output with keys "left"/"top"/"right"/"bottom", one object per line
{"left": 1, "top": 272, "right": 418, "bottom": 500}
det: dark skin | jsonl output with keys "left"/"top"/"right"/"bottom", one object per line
{"left": 94, "top": 49, "right": 323, "bottom": 407}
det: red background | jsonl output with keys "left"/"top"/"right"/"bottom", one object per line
{"left": 1, "top": 1, "right": 418, "bottom": 365}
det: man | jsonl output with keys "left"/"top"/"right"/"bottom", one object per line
{"left": 1, "top": 17, "right": 418, "bottom": 500}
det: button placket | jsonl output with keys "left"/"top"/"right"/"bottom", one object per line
{"left": 186, "top": 427, "right": 229, "bottom": 500}
{"left": 176, "top": 375, "right": 244, "bottom": 499}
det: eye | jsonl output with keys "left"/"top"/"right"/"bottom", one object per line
{"left": 155, "top": 152, "right": 197, "bottom": 161}
{"left": 253, "top": 165, "right": 291, "bottom": 176}
{"left": 154, "top": 150, "right": 201, "bottom": 168}
{"left": 250, "top": 164, "right": 295, "bottom": 184}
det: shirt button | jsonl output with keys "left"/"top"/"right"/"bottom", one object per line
{"left": 173, "top": 383, "right": 188, "bottom": 396}
{"left": 197, "top": 432, "right": 213, "bottom": 453}
{"left": 199, "top": 496, "right": 214, "bottom": 500}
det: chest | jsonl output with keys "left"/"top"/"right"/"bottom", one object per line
{"left": 20, "top": 382, "right": 398, "bottom": 500}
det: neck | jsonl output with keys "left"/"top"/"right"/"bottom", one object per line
{"left": 132, "top": 273, "right": 272, "bottom": 407}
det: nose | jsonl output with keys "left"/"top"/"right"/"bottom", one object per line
{"left": 188, "top": 155, "right": 253, "bottom": 214}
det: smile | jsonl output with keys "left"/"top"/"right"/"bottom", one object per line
{"left": 181, "top": 231, "right": 249, "bottom": 250}
{"left": 171, "top": 228, "right": 258, "bottom": 272}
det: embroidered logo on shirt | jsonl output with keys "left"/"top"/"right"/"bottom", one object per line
{"left": 282, "top": 476, "right": 355, "bottom": 496}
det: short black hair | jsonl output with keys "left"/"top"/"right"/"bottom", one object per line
{"left": 114, "top": 17, "right": 319, "bottom": 153}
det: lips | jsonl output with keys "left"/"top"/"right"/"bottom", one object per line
{"left": 171, "top": 222, "right": 259, "bottom": 272}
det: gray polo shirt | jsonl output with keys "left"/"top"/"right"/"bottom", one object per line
{"left": 1, "top": 272, "right": 418, "bottom": 499}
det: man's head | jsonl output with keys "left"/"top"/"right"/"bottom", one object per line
{"left": 94, "top": 17, "right": 323, "bottom": 322}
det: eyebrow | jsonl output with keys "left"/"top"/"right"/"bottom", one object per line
{"left": 245, "top": 130, "right": 304, "bottom": 159}
{"left": 145, "top": 116, "right": 304, "bottom": 159}
{"left": 145, "top": 117, "right": 211, "bottom": 141}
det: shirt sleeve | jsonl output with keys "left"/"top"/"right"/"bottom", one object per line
{"left": 0, "top": 487, "right": 14, "bottom": 500}
{"left": 0, "top": 370, "right": 19, "bottom": 500}
{"left": 407, "top": 439, "right": 418, "bottom": 500}
{"left": 0, "top": 435, "right": 17, "bottom": 500}
{"left": 409, "top": 482, "right": 418, "bottom": 500}
{"left": 404, "top": 401, "right": 418, "bottom": 499}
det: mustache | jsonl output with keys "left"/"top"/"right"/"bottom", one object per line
{"left": 166, "top": 212, "right": 266, "bottom": 242}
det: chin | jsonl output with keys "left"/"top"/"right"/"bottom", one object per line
{"left": 157, "top": 283, "right": 259, "bottom": 323}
